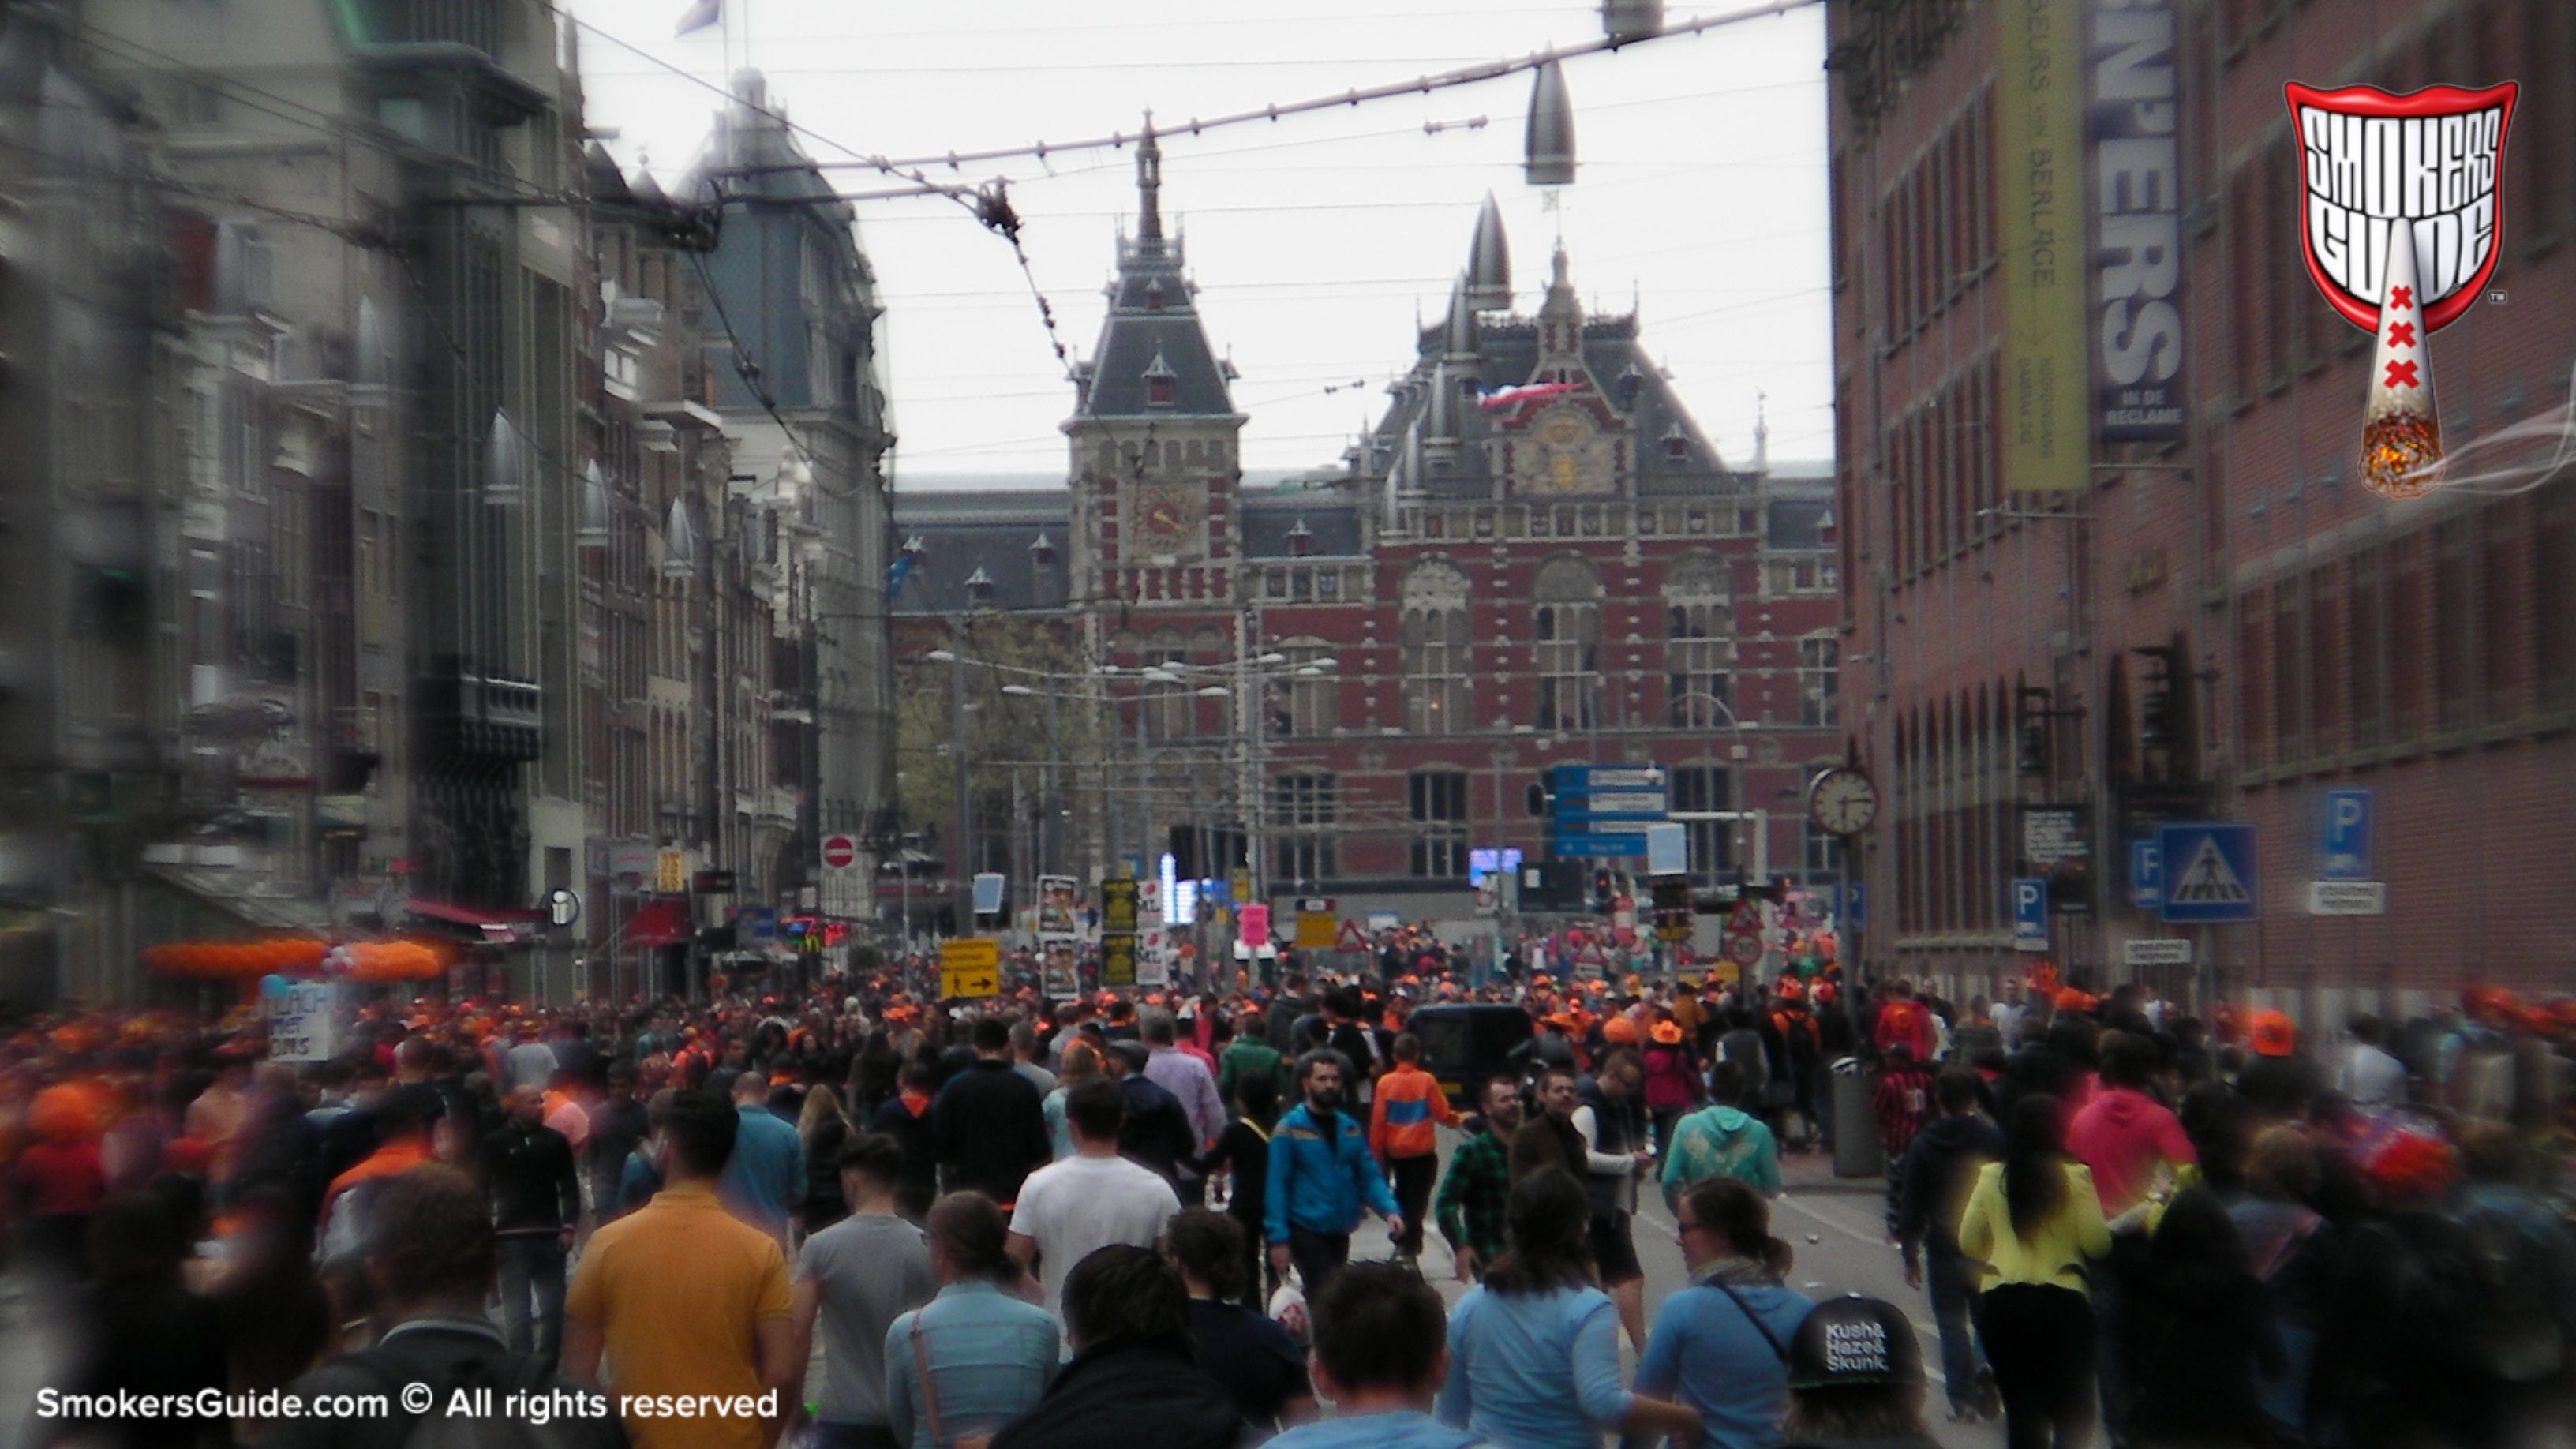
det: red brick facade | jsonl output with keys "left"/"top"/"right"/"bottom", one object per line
{"left": 1830, "top": 0, "right": 2576, "bottom": 1016}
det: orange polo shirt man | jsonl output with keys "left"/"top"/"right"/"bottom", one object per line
{"left": 566, "top": 1091, "right": 795, "bottom": 1449}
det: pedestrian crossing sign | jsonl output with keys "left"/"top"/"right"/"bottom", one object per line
{"left": 2156, "top": 822, "right": 2259, "bottom": 924}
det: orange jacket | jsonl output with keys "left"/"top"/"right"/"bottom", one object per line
{"left": 1368, "top": 1064, "right": 1460, "bottom": 1161}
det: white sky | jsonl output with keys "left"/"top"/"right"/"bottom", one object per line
{"left": 564, "top": 0, "right": 1832, "bottom": 485}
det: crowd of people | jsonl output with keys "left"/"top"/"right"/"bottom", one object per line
{"left": 0, "top": 949, "right": 2567, "bottom": 1449}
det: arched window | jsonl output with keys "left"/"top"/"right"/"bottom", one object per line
{"left": 1532, "top": 556, "right": 1601, "bottom": 732}
{"left": 1400, "top": 560, "right": 1471, "bottom": 734}
{"left": 1661, "top": 552, "right": 1735, "bottom": 728}
{"left": 1270, "top": 636, "right": 1338, "bottom": 738}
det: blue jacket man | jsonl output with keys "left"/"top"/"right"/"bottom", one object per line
{"left": 1266, "top": 1050, "right": 1400, "bottom": 1297}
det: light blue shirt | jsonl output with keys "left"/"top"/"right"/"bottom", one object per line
{"left": 1438, "top": 1283, "right": 1632, "bottom": 1448}
{"left": 1633, "top": 1269, "right": 1814, "bottom": 1449}
{"left": 882, "top": 1279, "right": 1059, "bottom": 1449}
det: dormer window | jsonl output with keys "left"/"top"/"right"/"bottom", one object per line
{"left": 1028, "top": 531, "right": 1057, "bottom": 567}
{"left": 1619, "top": 364, "right": 1644, "bottom": 408}
{"left": 1663, "top": 423, "right": 1690, "bottom": 462}
{"left": 1144, "top": 281, "right": 1165, "bottom": 313}
{"left": 1143, "top": 347, "right": 1177, "bottom": 408}
{"left": 1288, "top": 518, "right": 1314, "bottom": 557}
{"left": 964, "top": 566, "right": 996, "bottom": 605}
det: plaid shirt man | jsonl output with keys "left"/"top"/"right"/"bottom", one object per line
{"left": 1434, "top": 1123, "right": 1512, "bottom": 1266}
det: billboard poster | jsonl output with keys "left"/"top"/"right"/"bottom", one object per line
{"left": 2001, "top": 0, "right": 2089, "bottom": 491}
{"left": 1035, "top": 874, "right": 1079, "bottom": 940}
{"left": 2093, "top": 0, "right": 2185, "bottom": 443}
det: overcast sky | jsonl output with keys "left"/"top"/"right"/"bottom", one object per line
{"left": 564, "top": 0, "right": 1831, "bottom": 485}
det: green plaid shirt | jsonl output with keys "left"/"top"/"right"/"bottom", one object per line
{"left": 1436, "top": 1128, "right": 1512, "bottom": 1261}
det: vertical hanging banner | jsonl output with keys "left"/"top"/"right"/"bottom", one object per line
{"left": 2001, "top": 0, "right": 2091, "bottom": 491}
{"left": 2092, "top": 0, "right": 2185, "bottom": 443}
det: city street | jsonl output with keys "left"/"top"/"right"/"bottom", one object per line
{"left": 1343, "top": 1140, "right": 2005, "bottom": 1449}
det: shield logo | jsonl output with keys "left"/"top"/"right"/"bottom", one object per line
{"left": 2284, "top": 81, "right": 2517, "bottom": 498}
{"left": 2285, "top": 83, "right": 2516, "bottom": 331}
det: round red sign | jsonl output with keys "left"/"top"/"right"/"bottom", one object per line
{"left": 822, "top": 835, "right": 857, "bottom": 870}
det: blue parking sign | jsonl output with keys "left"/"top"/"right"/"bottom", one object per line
{"left": 2322, "top": 789, "right": 2373, "bottom": 881}
{"left": 2129, "top": 840, "right": 2162, "bottom": 909}
{"left": 2157, "top": 822, "right": 2260, "bottom": 924}
{"left": 2011, "top": 878, "right": 2049, "bottom": 951}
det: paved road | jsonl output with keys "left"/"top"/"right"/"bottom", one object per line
{"left": 1357, "top": 1140, "right": 2007, "bottom": 1449}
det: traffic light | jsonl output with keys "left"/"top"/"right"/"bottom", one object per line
{"left": 1526, "top": 782, "right": 1552, "bottom": 816}
{"left": 1592, "top": 868, "right": 1614, "bottom": 914}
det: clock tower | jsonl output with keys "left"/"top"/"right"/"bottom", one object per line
{"left": 1064, "top": 121, "right": 1247, "bottom": 615}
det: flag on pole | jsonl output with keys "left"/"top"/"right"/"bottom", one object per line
{"left": 675, "top": 0, "right": 721, "bottom": 36}
{"left": 1475, "top": 380, "right": 1580, "bottom": 413}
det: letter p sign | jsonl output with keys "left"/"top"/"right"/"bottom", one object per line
{"left": 2322, "top": 788, "right": 2373, "bottom": 882}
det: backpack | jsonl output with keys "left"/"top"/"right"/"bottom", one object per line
{"left": 346, "top": 1341, "right": 574, "bottom": 1449}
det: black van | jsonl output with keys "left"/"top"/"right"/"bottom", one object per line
{"left": 1407, "top": 1003, "right": 1535, "bottom": 1108}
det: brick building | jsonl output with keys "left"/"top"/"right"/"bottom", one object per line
{"left": 1828, "top": 0, "right": 2574, "bottom": 1020}
{"left": 891, "top": 133, "right": 1846, "bottom": 934}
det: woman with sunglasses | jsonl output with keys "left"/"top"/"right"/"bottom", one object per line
{"left": 1635, "top": 1176, "right": 1815, "bottom": 1449}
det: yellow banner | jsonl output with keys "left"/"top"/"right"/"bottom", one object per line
{"left": 2001, "top": 0, "right": 2090, "bottom": 492}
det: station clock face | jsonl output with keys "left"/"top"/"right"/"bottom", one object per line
{"left": 1807, "top": 766, "right": 1881, "bottom": 837}
{"left": 1130, "top": 478, "right": 1201, "bottom": 556}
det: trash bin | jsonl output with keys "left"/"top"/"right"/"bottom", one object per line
{"left": 1832, "top": 1058, "right": 1883, "bottom": 1179}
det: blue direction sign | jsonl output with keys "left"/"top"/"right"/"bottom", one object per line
{"left": 1558, "top": 788, "right": 1669, "bottom": 822}
{"left": 2157, "top": 822, "right": 2260, "bottom": 923}
{"left": 2321, "top": 788, "right": 2373, "bottom": 881}
{"left": 2011, "top": 878, "right": 2050, "bottom": 951}
{"left": 1847, "top": 882, "right": 1866, "bottom": 930}
{"left": 1553, "top": 832, "right": 1648, "bottom": 858}
{"left": 2129, "top": 840, "right": 2163, "bottom": 909}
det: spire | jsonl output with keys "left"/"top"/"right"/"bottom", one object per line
{"left": 1466, "top": 193, "right": 1511, "bottom": 310}
{"left": 1537, "top": 240, "right": 1585, "bottom": 361}
{"left": 1753, "top": 388, "right": 1769, "bottom": 475}
{"left": 1443, "top": 273, "right": 1480, "bottom": 364}
{"left": 1136, "top": 113, "right": 1163, "bottom": 243}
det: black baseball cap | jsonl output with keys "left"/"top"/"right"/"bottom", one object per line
{"left": 1788, "top": 1297, "right": 1923, "bottom": 1391}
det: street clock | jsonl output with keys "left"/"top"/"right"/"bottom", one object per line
{"left": 1806, "top": 766, "right": 1881, "bottom": 837}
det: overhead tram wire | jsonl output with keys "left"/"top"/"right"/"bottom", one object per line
{"left": 701, "top": 0, "right": 1823, "bottom": 183}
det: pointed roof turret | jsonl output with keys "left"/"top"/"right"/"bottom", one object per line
{"left": 1466, "top": 193, "right": 1511, "bottom": 310}
{"left": 1069, "top": 120, "right": 1239, "bottom": 421}
{"left": 1443, "top": 274, "right": 1481, "bottom": 365}
{"left": 1136, "top": 116, "right": 1164, "bottom": 244}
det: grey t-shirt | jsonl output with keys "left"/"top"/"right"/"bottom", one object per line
{"left": 796, "top": 1211, "right": 936, "bottom": 1425}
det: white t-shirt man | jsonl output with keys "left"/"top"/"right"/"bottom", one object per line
{"left": 1008, "top": 1151, "right": 1181, "bottom": 1309}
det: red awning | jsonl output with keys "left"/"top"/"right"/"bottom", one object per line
{"left": 623, "top": 900, "right": 690, "bottom": 949}
{"left": 406, "top": 899, "right": 547, "bottom": 927}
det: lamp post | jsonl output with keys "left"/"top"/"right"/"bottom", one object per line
{"left": 926, "top": 639, "right": 973, "bottom": 932}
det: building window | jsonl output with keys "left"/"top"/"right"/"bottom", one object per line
{"left": 1533, "top": 557, "right": 1601, "bottom": 732}
{"left": 1270, "top": 639, "right": 1338, "bottom": 737}
{"left": 1663, "top": 552, "right": 1735, "bottom": 728}
{"left": 1144, "top": 628, "right": 1190, "bottom": 739}
{"left": 1271, "top": 775, "right": 1336, "bottom": 882}
{"left": 1803, "top": 819, "right": 1844, "bottom": 879}
{"left": 1402, "top": 560, "right": 1472, "bottom": 733}
{"left": 1409, "top": 771, "right": 1469, "bottom": 877}
{"left": 1799, "top": 635, "right": 1840, "bottom": 726}
{"left": 1147, "top": 375, "right": 1174, "bottom": 406}
{"left": 1670, "top": 766, "right": 1731, "bottom": 880}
